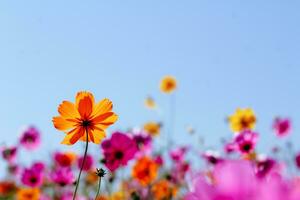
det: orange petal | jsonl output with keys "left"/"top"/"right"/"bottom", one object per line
{"left": 75, "top": 91, "right": 95, "bottom": 108}
{"left": 52, "top": 116, "right": 75, "bottom": 131}
{"left": 58, "top": 101, "right": 80, "bottom": 119}
{"left": 99, "top": 113, "right": 118, "bottom": 125}
{"left": 77, "top": 95, "right": 94, "bottom": 119}
{"left": 90, "top": 128, "right": 106, "bottom": 144}
{"left": 91, "top": 98, "right": 113, "bottom": 117}
{"left": 61, "top": 127, "right": 84, "bottom": 145}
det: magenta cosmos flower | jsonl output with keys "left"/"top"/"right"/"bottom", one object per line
{"left": 235, "top": 130, "right": 258, "bottom": 154}
{"left": 273, "top": 117, "right": 291, "bottom": 137}
{"left": 101, "top": 132, "right": 138, "bottom": 172}
{"left": 51, "top": 167, "right": 74, "bottom": 186}
{"left": 19, "top": 126, "right": 41, "bottom": 150}
{"left": 21, "top": 162, "right": 44, "bottom": 187}
{"left": 170, "top": 146, "right": 188, "bottom": 162}
{"left": 77, "top": 154, "right": 94, "bottom": 171}
{"left": 1, "top": 146, "right": 17, "bottom": 163}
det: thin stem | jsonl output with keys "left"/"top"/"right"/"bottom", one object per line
{"left": 94, "top": 177, "right": 102, "bottom": 200}
{"left": 73, "top": 128, "right": 89, "bottom": 200}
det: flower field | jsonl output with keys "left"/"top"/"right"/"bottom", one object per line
{"left": 0, "top": 76, "right": 299, "bottom": 200}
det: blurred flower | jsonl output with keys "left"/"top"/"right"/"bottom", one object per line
{"left": 133, "top": 131, "right": 152, "bottom": 151}
{"left": 152, "top": 179, "right": 177, "bottom": 200}
{"left": 170, "top": 146, "right": 188, "bottom": 162}
{"left": 77, "top": 154, "right": 94, "bottom": 171}
{"left": 255, "top": 158, "right": 277, "bottom": 178}
{"left": 295, "top": 153, "right": 300, "bottom": 169}
{"left": 202, "top": 150, "right": 222, "bottom": 165}
{"left": 224, "top": 142, "right": 236, "bottom": 154}
{"left": 154, "top": 155, "right": 164, "bottom": 166}
{"left": 21, "top": 163, "right": 44, "bottom": 187}
{"left": 273, "top": 117, "right": 291, "bottom": 137}
{"left": 17, "top": 188, "right": 40, "bottom": 200}
{"left": 85, "top": 170, "right": 98, "bottom": 185}
{"left": 143, "top": 122, "right": 161, "bottom": 137}
{"left": 1, "top": 146, "right": 17, "bottom": 163}
{"left": 19, "top": 126, "right": 41, "bottom": 150}
{"left": 160, "top": 76, "right": 177, "bottom": 94}
{"left": 101, "top": 132, "right": 137, "bottom": 172}
{"left": 228, "top": 108, "right": 256, "bottom": 133}
{"left": 52, "top": 91, "right": 118, "bottom": 145}
{"left": 132, "top": 157, "right": 158, "bottom": 186}
{"left": 0, "top": 181, "right": 16, "bottom": 197}
{"left": 234, "top": 130, "right": 258, "bottom": 154}
{"left": 144, "top": 96, "right": 156, "bottom": 109}
{"left": 50, "top": 167, "right": 74, "bottom": 186}
{"left": 54, "top": 151, "right": 77, "bottom": 167}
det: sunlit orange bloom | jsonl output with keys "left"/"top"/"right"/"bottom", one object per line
{"left": 17, "top": 188, "right": 40, "bottom": 200}
{"left": 160, "top": 76, "right": 177, "bottom": 94}
{"left": 143, "top": 122, "right": 161, "bottom": 136}
{"left": 151, "top": 179, "right": 177, "bottom": 200}
{"left": 144, "top": 96, "right": 156, "bottom": 109}
{"left": 85, "top": 170, "right": 98, "bottom": 185}
{"left": 132, "top": 156, "right": 158, "bottom": 186}
{"left": 228, "top": 108, "right": 256, "bottom": 133}
{"left": 52, "top": 91, "right": 118, "bottom": 145}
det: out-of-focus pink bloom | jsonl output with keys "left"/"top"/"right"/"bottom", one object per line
{"left": 235, "top": 130, "right": 258, "bottom": 154}
{"left": 1, "top": 146, "right": 17, "bottom": 163}
{"left": 21, "top": 162, "right": 44, "bottom": 187}
{"left": 170, "top": 146, "right": 188, "bottom": 162}
{"left": 255, "top": 158, "right": 277, "bottom": 178}
{"left": 185, "top": 175, "right": 214, "bottom": 200}
{"left": 273, "top": 117, "right": 291, "bottom": 137}
{"left": 224, "top": 142, "right": 236, "bottom": 154}
{"left": 202, "top": 150, "right": 222, "bottom": 165}
{"left": 295, "top": 153, "right": 300, "bottom": 169}
{"left": 60, "top": 192, "right": 87, "bottom": 200}
{"left": 77, "top": 154, "right": 93, "bottom": 171}
{"left": 154, "top": 155, "right": 164, "bottom": 166}
{"left": 132, "top": 131, "right": 152, "bottom": 157}
{"left": 171, "top": 161, "right": 190, "bottom": 183}
{"left": 50, "top": 167, "right": 74, "bottom": 186}
{"left": 19, "top": 126, "right": 41, "bottom": 150}
{"left": 101, "top": 132, "right": 138, "bottom": 172}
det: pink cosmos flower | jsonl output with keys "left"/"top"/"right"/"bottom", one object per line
{"left": 235, "top": 130, "right": 258, "bottom": 154}
{"left": 202, "top": 150, "right": 223, "bottom": 165}
{"left": 170, "top": 146, "right": 188, "bottom": 162}
{"left": 154, "top": 154, "right": 164, "bottom": 166}
{"left": 101, "top": 132, "right": 138, "bottom": 172}
{"left": 77, "top": 154, "right": 94, "bottom": 171}
{"left": 273, "top": 117, "right": 291, "bottom": 137}
{"left": 132, "top": 131, "right": 152, "bottom": 157}
{"left": 21, "top": 162, "right": 44, "bottom": 187}
{"left": 50, "top": 167, "right": 74, "bottom": 186}
{"left": 295, "top": 153, "right": 300, "bottom": 169}
{"left": 19, "top": 126, "right": 41, "bottom": 150}
{"left": 1, "top": 146, "right": 17, "bottom": 163}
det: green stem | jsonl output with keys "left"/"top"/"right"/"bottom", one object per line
{"left": 94, "top": 176, "right": 102, "bottom": 200}
{"left": 73, "top": 129, "right": 89, "bottom": 200}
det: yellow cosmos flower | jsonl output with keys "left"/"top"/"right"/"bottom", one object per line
{"left": 143, "top": 122, "right": 161, "bottom": 136}
{"left": 160, "top": 76, "right": 177, "bottom": 94}
{"left": 52, "top": 91, "right": 118, "bottom": 145}
{"left": 17, "top": 188, "right": 40, "bottom": 200}
{"left": 228, "top": 108, "right": 256, "bottom": 133}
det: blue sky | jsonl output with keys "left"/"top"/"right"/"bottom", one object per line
{"left": 0, "top": 1, "right": 300, "bottom": 169}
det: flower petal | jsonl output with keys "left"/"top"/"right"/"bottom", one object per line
{"left": 52, "top": 116, "right": 75, "bottom": 131}
{"left": 75, "top": 91, "right": 95, "bottom": 108}
{"left": 61, "top": 127, "right": 84, "bottom": 145}
{"left": 58, "top": 101, "right": 80, "bottom": 119}
{"left": 77, "top": 95, "right": 94, "bottom": 119}
{"left": 92, "top": 98, "right": 113, "bottom": 117}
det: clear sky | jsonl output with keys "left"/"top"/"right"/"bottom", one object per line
{"left": 0, "top": 1, "right": 300, "bottom": 169}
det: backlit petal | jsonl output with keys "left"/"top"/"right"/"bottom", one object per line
{"left": 61, "top": 127, "right": 84, "bottom": 145}
{"left": 92, "top": 98, "right": 113, "bottom": 117}
{"left": 58, "top": 101, "right": 80, "bottom": 119}
{"left": 52, "top": 116, "right": 75, "bottom": 131}
{"left": 77, "top": 95, "right": 93, "bottom": 119}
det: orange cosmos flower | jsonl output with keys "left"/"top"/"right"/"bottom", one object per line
{"left": 52, "top": 91, "right": 118, "bottom": 145}
{"left": 132, "top": 156, "right": 158, "bottom": 186}
{"left": 17, "top": 188, "right": 40, "bottom": 200}
{"left": 151, "top": 179, "right": 177, "bottom": 200}
{"left": 160, "top": 76, "right": 177, "bottom": 94}
{"left": 143, "top": 122, "right": 161, "bottom": 136}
